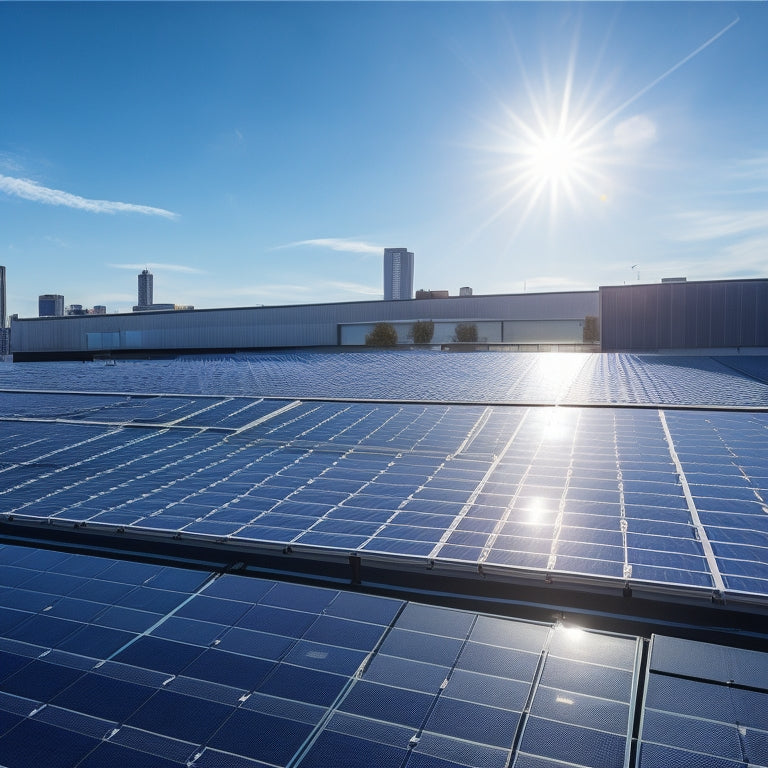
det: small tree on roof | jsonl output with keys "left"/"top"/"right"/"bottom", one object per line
{"left": 408, "top": 320, "right": 435, "bottom": 344}
{"left": 453, "top": 322, "right": 478, "bottom": 343}
{"left": 365, "top": 322, "right": 398, "bottom": 347}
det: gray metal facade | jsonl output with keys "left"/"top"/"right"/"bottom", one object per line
{"left": 600, "top": 279, "right": 768, "bottom": 352}
{"left": 10, "top": 291, "right": 599, "bottom": 360}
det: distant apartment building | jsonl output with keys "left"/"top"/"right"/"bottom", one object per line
{"left": 137, "top": 269, "right": 153, "bottom": 308}
{"left": 133, "top": 269, "right": 193, "bottom": 312}
{"left": 383, "top": 248, "right": 414, "bottom": 301}
{"left": 459, "top": 286, "right": 473, "bottom": 297}
{"left": 91, "top": 305, "right": 107, "bottom": 315}
{"left": 415, "top": 289, "right": 449, "bottom": 299}
{"left": 39, "top": 294, "right": 65, "bottom": 317}
{"left": 0, "top": 265, "right": 6, "bottom": 328}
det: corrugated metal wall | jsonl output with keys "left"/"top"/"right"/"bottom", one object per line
{"left": 11, "top": 291, "right": 599, "bottom": 358}
{"left": 600, "top": 279, "right": 768, "bottom": 351}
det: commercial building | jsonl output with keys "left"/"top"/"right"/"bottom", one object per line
{"left": 9, "top": 277, "right": 768, "bottom": 361}
{"left": 10, "top": 290, "right": 599, "bottom": 360}
{"left": 383, "top": 247, "right": 414, "bottom": 300}
{"left": 38, "top": 293, "right": 65, "bottom": 317}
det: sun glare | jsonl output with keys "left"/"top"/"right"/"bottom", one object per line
{"left": 526, "top": 132, "right": 583, "bottom": 186}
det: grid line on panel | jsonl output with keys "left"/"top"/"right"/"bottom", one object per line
{"left": 0, "top": 426, "right": 175, "bottom": 519}
{"left": 452, "top": 407, "right": 495, "bottom": 457}
{"left": 283, "top": 599, "right": 410, "bottom": 768}
{"left": 0, "top": 423, "right": 125, "bottom": 488}
{"left": 224, "top": 400, "right": 302, "bottom": 439}
{"left": 161, "top": 396, "right": 235, "bottom": 427}
{"left": 658, "top": 410, "right": 726, "bottom": 597}
{"left": 290, "top": 448, "right": 392, "bottom": 548}
{"left": 70, "top": 431, "right": 237, "bottom": 526}
{"left": 614, "top": 416, "right": 632, "bottom": 582}
{"left": 435, "top": 409, "right": 532, "bottom": 564}
{"left": 545, "top": 411, "right": 581, "bottom": 573}
{"left": 506, "top": 624, "right": 555, "bottom": 766}
{"left": 100, "top": 571, "right": 221, "bottom": 663}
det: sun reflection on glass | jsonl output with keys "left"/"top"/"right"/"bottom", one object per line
{"left": 523, "top": 496, "right": 550, "bottom": 524}
{"left": 558, "top": 623, "right": 587, "bottom": 642}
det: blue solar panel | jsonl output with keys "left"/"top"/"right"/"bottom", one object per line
{"left": 0, "top": 539, "right": 762, "bottom": 767}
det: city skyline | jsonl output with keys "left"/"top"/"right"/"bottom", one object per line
{"left": 1, "top": 2, "right": 766, "bottom": 318}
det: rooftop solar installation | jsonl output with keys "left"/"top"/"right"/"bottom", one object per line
{"left": 2, "top": 350, "right": 768, "bottom": 405}
{"left": 1, "top": 542, "right": 766, "bottom": 768}
{"left": 1, "top": 350, "right": 768, "bottom": 766}
{"left": 2, "top": 389, "right": 768, "bottom": 606}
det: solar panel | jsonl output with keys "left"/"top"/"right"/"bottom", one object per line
{"left": 5, "top": 388, "right": 768, "bottom": 602}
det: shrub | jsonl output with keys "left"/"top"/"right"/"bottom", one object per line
{"left": 365, "top": 322, "right": 398, "bottom": 347}
{"left": 583, "top": 315, "right": 600, "bottom": 343}
{"left": 408, "top": 320, "right": 435, "bottom": 344}
{"left": 453, "top": 322, "right": 478, "bottom": 343}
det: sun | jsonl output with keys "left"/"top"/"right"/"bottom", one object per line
{"left": 526, "top": 132, "right": 583, "bottom": 186}
{"left": 477, "top": 85, "right": 610, "bottom": 240}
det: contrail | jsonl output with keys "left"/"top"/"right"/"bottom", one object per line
{"left": 593, "top": 16, "right": 740, "bottom": 134}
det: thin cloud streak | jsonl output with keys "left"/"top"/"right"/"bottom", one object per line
{"left": 281, "top": 238, "right": 384, "bottom": 255}
{"left": 671, "top": 209, "right": 768, "bottom": 242}
{"left": 0, "top": 174, "right": 178, "bottom": 219}
{"left": 326, "top": 281, "right": 381, "bottom": 296}
{"left": 109, "top": 263, "right": 205, "bottom": 274}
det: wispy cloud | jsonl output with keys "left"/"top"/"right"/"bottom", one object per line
{"left": 109, "top": 262, "right": 206, "bottom": 274}
{"left": 0, "top": 174, "right": 178, "bottom": 219}
{"left": 613, "top": 115, "right": 657, "bottom": 150}
{"left": 325, "top": 281, "right": 381, "bottom": 296}
{"left": 671, "top": 209, "right": 768, "bottom": 242}
{"left": 280, "top": 238, "right": 383, "bottom": 255}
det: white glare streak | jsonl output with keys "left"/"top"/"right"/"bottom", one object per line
{"left": 483, "top": 16, "right": 740, "bottom": 234}
{"left": 593, "top": 17, "right": 740, "bottom": 136}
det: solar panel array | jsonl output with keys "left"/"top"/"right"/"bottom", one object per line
{"left": 640, "top": 635, "right": 768, "bottom": 767}
{"left": 2, "top": 390, "right": 768, "bottom": 603}
{"left": 1, "top": 351, "right": 768, "bottom": 767}
{"left": 2, "top": 350, "right": 768, "bottom": 405}
{"left": 3, "top": 543, "right": 766, "bottom": 768}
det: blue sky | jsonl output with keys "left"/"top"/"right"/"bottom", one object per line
{"left": 1, "top": 2, "right": 766, "bottom": 318}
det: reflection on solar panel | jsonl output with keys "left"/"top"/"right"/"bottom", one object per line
{"left": 3, "top": 542, "right": 764, "bottom": 768}
{"left": 1, "top": 352, "right": 768, "bottom": 767}
{"left": 3, "top": 350, "right": 768, "bottom": 405}
{"left": 3, "top": 392, "right": 768, "bottom": 602}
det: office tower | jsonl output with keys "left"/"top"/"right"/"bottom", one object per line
{"left": 39, "top": 294, "right": 65, "bottom": 317}
{"left": 0, "top": 266, "right": 6, "bottom": 328}
{"left": 383, "top": 248, "right": 414, "bottom": 301}
{"left": 138, "top": 269, "right": 153, "bottom": 308}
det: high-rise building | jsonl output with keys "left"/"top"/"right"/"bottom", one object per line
{"left": 383, "top": 248, "right": 414, "bottom": 301}
{"left": 0, "top": 266, "right": 6, "bottom": 328}
{"left": 39, "top": 294, "right": 65, "bottom": 317}
{"left": 138, "top": 269, "right": 153, "bottom": 308}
